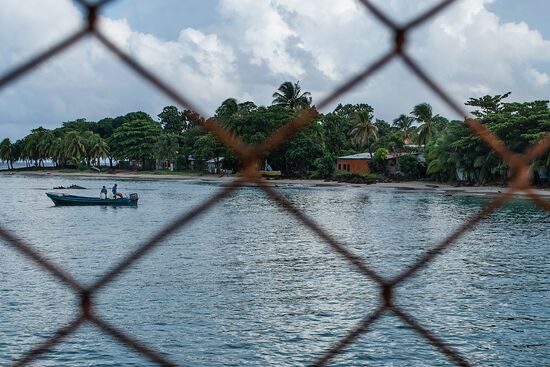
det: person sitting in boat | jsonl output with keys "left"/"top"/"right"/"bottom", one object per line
{"left": 112, "top": 183, "right": 123, "bottom": 199}
{"left": 100, "top": 186, "right": 108, "bottom": 199}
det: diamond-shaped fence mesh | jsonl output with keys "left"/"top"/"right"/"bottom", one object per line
{"left": 0, "top": 0, "right": 549, "bottom": 366}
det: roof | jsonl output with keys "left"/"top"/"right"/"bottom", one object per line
{"left": 206, "top": 157, "right": 224, "bottom": 163}
{"left": 337, "top": 152, "right": 372, "bottom": 160}
{"left": 338, "top": 152, "right": 421, "bottom": 161}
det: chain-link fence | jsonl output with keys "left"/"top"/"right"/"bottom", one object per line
{"left": 0, "top": 0, "right": 549, "bottom": 366}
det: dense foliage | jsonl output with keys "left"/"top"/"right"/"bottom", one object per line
{"left": 1, "top": 84, "right": 548, "bottom": 185}
{"left": 425, "top": 93, "right": 550, "bottom": 184}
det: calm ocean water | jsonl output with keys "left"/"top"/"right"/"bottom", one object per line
{"left": 0, "top": 174, "right": 548, "bottom": 366}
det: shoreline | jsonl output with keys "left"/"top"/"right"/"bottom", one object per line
{"left": 2, "top": 169, "right": 550, "bottom": 197}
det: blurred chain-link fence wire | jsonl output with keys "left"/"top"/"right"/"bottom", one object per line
{"left": 0, "top": 0, "right": 549, "bottom": 366}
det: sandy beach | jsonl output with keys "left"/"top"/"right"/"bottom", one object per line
{"left": 2, "top": 169, "right": 550, "bottom": 197}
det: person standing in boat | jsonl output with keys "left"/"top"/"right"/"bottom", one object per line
{"left": 112, "top": 183, "right": 123, "bottom": 198}
{"left": 100, "top": 185, "right": 108, "bottom": 199}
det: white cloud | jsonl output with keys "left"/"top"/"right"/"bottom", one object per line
{"left": 526, "top": 68, "right": 550, "bottom": 87}
{"left": 0, "top": 0, "right": 81, "bottom": 65}
{"left": 220, "top": 0, "right": 304, "bottom": 78}
{"left": 412, "top": 0, "right": 550, "bottom": 113}
{"left": 0, "top": 0, "right": 549, "bottom": 140}
{"left": 0, "top": 0, "right": 241, "bottom": 139}
{"left": 215, "top": 0, "right": 550, "bottom": 118}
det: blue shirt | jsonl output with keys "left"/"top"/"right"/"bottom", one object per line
{"left": 112, "top": 186, "right": 117, "bottom": 195}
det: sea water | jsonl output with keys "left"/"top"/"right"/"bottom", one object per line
{"left": 0, "top": 174, "right": 548, "bottom": 366}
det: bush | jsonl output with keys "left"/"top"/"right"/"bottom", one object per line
{"left": 372, "top": 147, "right": 389, "bottom": 173}
{"left": 373, "top": 147, "right": 388, "bottom": 161}
{"left": 331, "top": 171, "right": 381, "bottom": 184}
{"left": 398, "top": 154, "right": 423, "bottom": 179}
{"left": 314, "top": 153, "right": 336, "bottom": 178}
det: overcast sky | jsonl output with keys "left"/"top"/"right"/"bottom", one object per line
{"left": 1, "top": 0, "right": 549, "bottom": 140}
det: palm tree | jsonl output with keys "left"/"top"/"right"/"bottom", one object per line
{"left": 349, "top": 110, "right": 379, "bottom": 158}
{"left": 63, "top": 131, "right": 86, "bottom": 165}
{"left": 22, "top": 134, "right": 41, "bottom": 166}
{"left": 89, "top": 136, "right": 110, "bottom": 167}
{"left": 0, "top": 138, "right": 15, "bottom": 169}
{"left": 216, "top": 98, "right": 239, "bottom": 119}
{"left": 51, "top": 137, "right": 65, "bottom": 167}
{"left": 38, "top": 131, "right": 56, "bottom": 164}
{"left": 411, "top": 103, "right": 439, "bottom": 146}
{"left": 19, "top": 136, "right": 33, "bottom": 167}
{"left": 392, "top": 114, "right": 415, "bottom": 142}
{"left": 154, "top": 133, "right": 180, "bottom": 170}
{"left": 272, "top": 81, "right": 312, "bottom": 110}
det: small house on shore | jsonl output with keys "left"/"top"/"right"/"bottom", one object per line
{"left": 336, "top": 153, "right": 372, "bottom": 174}
{"left": 206, "top": 157, "right": 224, "bottom": 174}
{"left": 337, "top": 152, "right": 422, "bottom": 175}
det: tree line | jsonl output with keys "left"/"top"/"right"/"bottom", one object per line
{"left": 1, "top": 83, "right": 548, "bottom": 184}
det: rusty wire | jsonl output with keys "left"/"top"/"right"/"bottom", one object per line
{"left": 0, "top": 0, "right": 549, "bottom": 366}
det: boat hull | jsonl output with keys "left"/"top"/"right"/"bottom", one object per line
{"left": 259, "top": 170, "right": 282, "bottom": 177}
{"left": 46, "top": 193, "right": 138, "bottom": 206}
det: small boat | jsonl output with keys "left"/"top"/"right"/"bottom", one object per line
{"left": 46, "top": 192, "right": 138, "bottom": 206}
{"left": 258, "top": 160, "right": 281, "bottom": 177}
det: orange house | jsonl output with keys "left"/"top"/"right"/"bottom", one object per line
{"left": 336, "top": 153, "right": 371, "bottom": 174}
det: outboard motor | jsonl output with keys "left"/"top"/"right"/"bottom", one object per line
{"left": 129, "top": 193, "right": 139, "bottom": 202}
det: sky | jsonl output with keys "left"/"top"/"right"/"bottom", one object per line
{"left": 0, "top": 0, "right": 549, "bottom": 140}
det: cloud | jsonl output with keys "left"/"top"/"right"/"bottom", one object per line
{"left": 526, "top": 68, "right": 550, "bottom": 87}
{"left": 0, "top": 0, "right": 549, "bottom": 140}
{"left": 0, "top": 0, "right": 241, "bottom": 140}
{"left": 97, "top": 16, "right": 240, "bottom": 108}
{"left": 414, "top": 0, "right": 550, "bottom": 107}
{"left": 219, "top": 0, "right": 304, "bottom": 78}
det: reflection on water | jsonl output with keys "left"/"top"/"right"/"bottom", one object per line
{"left": 0, "top": 174, "right": 548, "bottom": 366}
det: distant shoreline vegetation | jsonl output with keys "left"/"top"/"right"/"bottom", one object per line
{"left": 1, "top": 84, "right": 549, "bottom": 185}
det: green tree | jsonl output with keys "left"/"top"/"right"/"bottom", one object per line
{"left": 61, "top": 119, "right": 94, "bottom": 133}
{"left": 112, "top": 111, "right": 155, "bottom": 130}
{"left": 50, "top": 137, "right": 65, "bottom": 167}
{"left": 154, "top": 133, "right": 180, "bottom": 169}
{"left": 178, "top": 125, "right": 207, "bottom": 168}
{"left": 109, "top": 119, "right": 162, "bottom": 168}
{"left": 22, "top": 127, "right": 50, "bottom": 167}
{"left": 425, "top": 95, "right": 550, "bottom": 185}
{"left": 63, "top": 130, "right": 87, "bottom": 165}
{"left": 272, "top": 81, "right": 312, "bottom": 110}
{"left": 37, "top": 131, "right": 56, "bottom": 166}
{"left": 88, "top": 135, "right": 110, "bottom": 167}
{"left": 283, "top": 123, "right": 325, "bottom": 176}
{"left": 321, "top": 113, "right": 353, "bottom": 157}
{"left": 314, "top": 153, "right": 336, "bottom": 178}
{"left": 193, "top": 132, "right": 226, "bottom": 172}
{"left": 0, "top": 138, "right": 16, "bottom": 169}
{"left": 373, "top": 147, "right": 388, "bottom": 161}
{"left": 333, "top": 103, "right": 374, "bottom": 120}
{"left": 411, "top": 103, "right": 439, "bottom": 145}
{"left": 215, "top": 98, "right": 239, "bottom": 120}
{"left": 372, "top": 147, "right": 389, "bottom": 174}
{"left": 158, "top": 106, "right": 186, "bottom": 134}
{"left": 399, "top": 154, "right": 422, "bottom": 179}
{"left": 349, "top": 110, "right": 379, "bottom": 158}
{"left": 393, "top": 114, "right": 415, "bottom": 141}
{"left": 465, "top": 92, "right": 511, "bottom": 118}
{"left": 95, "top": 118, "right": 114, "bottom": 139}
